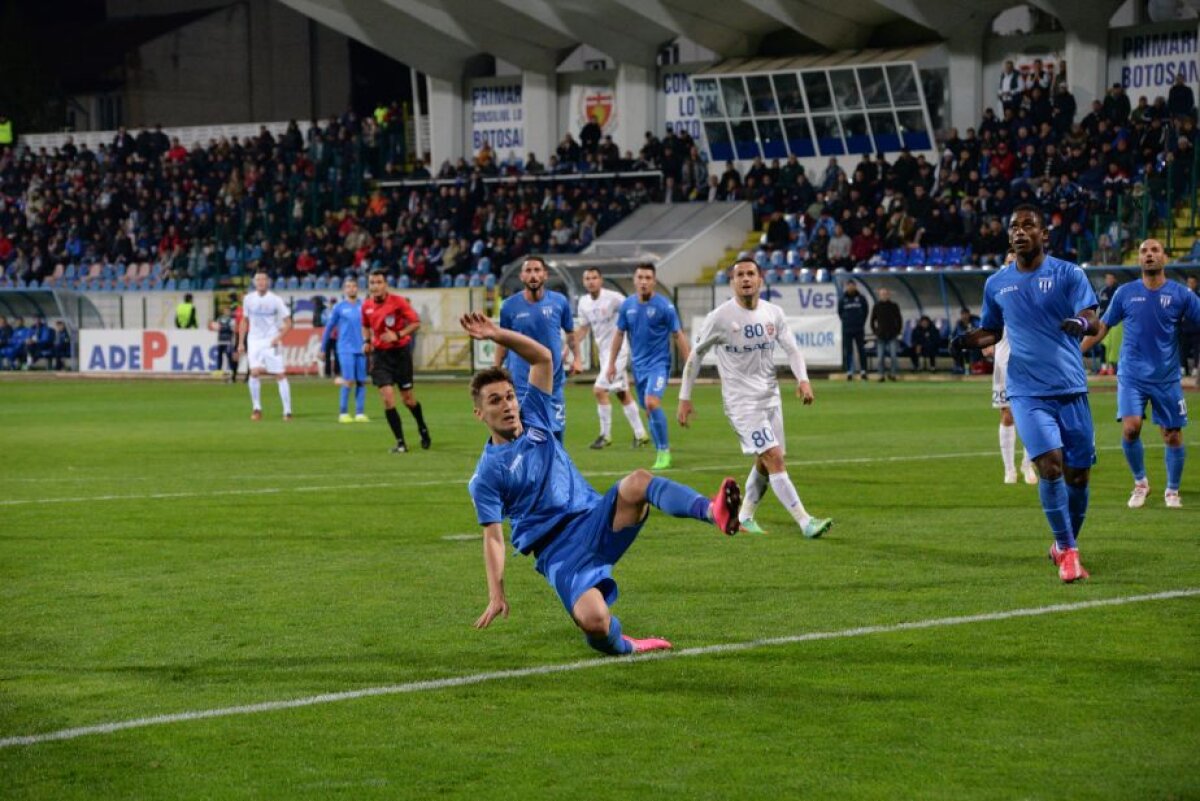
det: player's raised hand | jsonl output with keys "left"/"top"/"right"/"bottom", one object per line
{"left": 473, "top": 597, "right": 509, "bottom": 629}
{"left": 460, "top": 312, "right": 500, "bottom": 341}
{"left": 797, "top": 380, "right": 814, "bottom": 405}
{"left": 677, "top": 399, "right": 694, "bottom": 427}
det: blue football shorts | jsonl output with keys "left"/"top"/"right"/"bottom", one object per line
{"left": 534, "top": 482, "right": 648, "bottom": 615}
{"left": 1010, "top": 393, "right": 1096, "bottom": 469}
{"left": 1116, "top": 379, "right": 1188, "bottom": 429}
{"left": 338, "top": 351, "right": 367, "bottom": 383}
{"left": 634, "top": 367, "right": 669, "bottom": 406}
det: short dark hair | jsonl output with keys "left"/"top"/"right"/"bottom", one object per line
{"left": 470, "top": 366, "right": 513, "bottom": 406}
{"left": 635, "top": 262, "right": 656, "bottom": 275}
{"left": 370, "top": 268, "right": 389, "bottom": 280}
{"left": 582, "top": 266, "right": 601, "bottom": 277}
{"left": 344, "top": 274, "right": 358, "bottom": 283}
{"left": 1010, "top": 204, "right": 1044, "bottom": 227}
{"left": 728, "top": 258, "right": 760, "bottom": 275}
{"left": 523, "top": 255, "right": 549, "bottom": 269}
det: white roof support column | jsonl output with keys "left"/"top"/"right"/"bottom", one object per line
{"left": 428, "top": 76, "right": 465, "bottom": 170}
{"left": 947, "top": 22, "right": 987, "bottom": 133}
{"left": 522, "top": 71, "right": 557, "bottom": 168}
{"left": 1062, "top": 17, "right": 1111, "bottom": 115}
{"left": 617, "top": 62, "right": 656, "bottom": 155}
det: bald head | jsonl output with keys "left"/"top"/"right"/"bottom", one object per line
{"left": 1138, "top": 239, "right": 1166, "bottom": 273}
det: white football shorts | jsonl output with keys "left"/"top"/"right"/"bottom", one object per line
{"left": 991, "top": 358, "right": 1010, "bottom": 409}
{"left": 727, "top": 404, "right": 786, "bottom": 456}
{"left": 248, "top": 340, "right": 285, "bottom": 374}
{"left": 594, "top": 349, "right": 630, "bottom": 393}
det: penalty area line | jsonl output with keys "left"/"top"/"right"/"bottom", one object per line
{"left": 2, "top": 588, "right": 1196, "bottom": 749}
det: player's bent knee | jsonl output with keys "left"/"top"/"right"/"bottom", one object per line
{"left": 1163, "top": 428, "right": 1183, "bottom": 447}
{"left": 620, "top": 469, "right": 653, "bottom": 500}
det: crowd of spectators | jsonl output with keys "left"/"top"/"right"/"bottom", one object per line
{"left": 736, "top": 69, "right": 1199, "bottom": 272}
{"left": 0, "top": 106, "right": 675, "bottom": 290}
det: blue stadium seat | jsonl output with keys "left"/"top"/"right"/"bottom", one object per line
{"left": 784, "top": 213, "right": 799, "bottom": 232}
{"left": 886, "top": 248, "right": 906, "bottom": 268}
{"left": 163, "top": 278, "right": 177, "bottom": 291}
{"left": 299, "top": 277, "right": 314, "bottom": 290}
{"left": 468, "top": 274, "right": 483, "bottom": 287}
{"left": 780, "top": 268, "right": 797, "bottom": 284}
{"left": 906, "top": 248, "right": 926, "bottom": 267}
{"left": 754, "top": 250, "right": 769, "bottom": 269}
{"left": 398, "top": 275, "right": 411, "bottom": 288}
{"left": 203, "top": 278, "right": 216, "bottom": 290}
{"left": 286, "top": 276, "right": 300, "bottom": 290}
{"left": 484, "top": 273, "right": 496, "bottom": 289}
{"left": 928, "top": 246, "right": 946, "bottom": 266}
{"left": 815, "top": 268, "right": 829, "bottom": 282}
{"left": 314, "top": 276, "right": 329, "bottom": 290}
{"left": 453, "top": 274, "right": 468, "bottom": 288}
{"left": 769, "top": 250, "right": 785, "bottom": 269}
{"left": 471, "top": 240, "right": 485, "bottom": 257}
{"left": 476, "top": 256, "right": 492, "bottom": 274}
{"left": 440, "top": 274, "right": 453, "bottom": 288}
{"left": 179, "top": 278, "right": 192, "bottom": 291}
{"left": 714, "top": 271, "right": 729, "bottom": 285}
{"left": 329, "top": 276, "right": 341, "bottom": 290}
{"left": 798, "top": 268, "right": 813, "bottom": 283}
{"left": 786, "top": 250, "right": 801, "bottom": 267}
{"left": 901, "top": 319, "right": 915, "bottom": 345}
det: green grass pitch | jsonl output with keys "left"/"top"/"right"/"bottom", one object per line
{"left": 1, "top": 376, "right": 1197, "bottom": 800}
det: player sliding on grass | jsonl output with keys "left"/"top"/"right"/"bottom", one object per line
{"left": 461, "top": 311, "right": 742, "bottom": 656}
{"left": 678, "top": 258, "right": 832, "bottom": 539}
{"left": 950, "top": 204, "right": 1098, "bottom": 583}
{"left": 1081, "top": 238, "right": 1200, "bottom": 509}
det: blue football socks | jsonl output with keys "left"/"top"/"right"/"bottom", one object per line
{"left": 1122, "top": 437, "right": 1147, "bottom": 482}
{"left": 648, "top": 407, "right": 669, "bottom": 451}
{"left": 338, "top": 385, "right": 350, "bottom": 415}
{"left": 1166, "top": 444, "right": 1186, "bottom": 491}
{"left": 1038, "top": 477, "right": 1075, "bottom": 550}
{"left": 355, "top": 383, "right": 366, "bottom": 415}
{"left": 1066, "top": 483, "right": 1089, "bottom": 541}
{"left": 585, "top": 614, "right": 633, "bottom": 656}
{"left": 647, "top": 476, "right": 710, "bottom": 521}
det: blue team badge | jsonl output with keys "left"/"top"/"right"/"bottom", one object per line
{"left": 647, "top": 307, "right": 657, "bottom": 318}
{"left": 1038, "top": 277, "right": 1054, "bottom": 293}
{"left": 542, "top": 306, "right": 556, "bottom": 318}
{"left": 385, "top": 315, "right": 395, "bottom": 326}
{"left": 1161, "top": 295, "right": 1172, "bottom": 308}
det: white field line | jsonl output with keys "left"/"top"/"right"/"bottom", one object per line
{"left": 2, "top": 588, "right": 1195, "bottom": 749}
{"left": 0, "top": 443, "right": 1145, "bottom": 507}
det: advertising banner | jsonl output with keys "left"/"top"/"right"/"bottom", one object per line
{"left": 81, "top": 329, "right": 219, "bottom": 373}
{"left": 1109, "top": 22, "right": 1200, "bottom": 93}
{"left": 662, "top": 71, "right": 703, "bottom": 142}
{"left": 570, "top": 84, "right": 619, "bottom": 137}
{"left": 470, "top": 83, "right": 524, "bottom": 153}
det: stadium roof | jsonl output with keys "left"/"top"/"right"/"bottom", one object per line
{"left": 273, "top": 0, "right": 1122, "bottom": 80}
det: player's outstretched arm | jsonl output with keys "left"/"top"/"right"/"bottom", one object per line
{"left": 949, "top": 326, "right": 1000, "bottom": 359}
{"left": 460, "top": 312, "right": 552, "bottom": 394}
{"left": 678, "top": 329, "right": 723, "bottom": 426}
{"left": 474, "top": 523, "right": 509, "bottom": 629}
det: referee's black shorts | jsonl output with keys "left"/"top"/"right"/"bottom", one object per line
{"left": 371, "top": 346, "right": 414, "bottom": 389}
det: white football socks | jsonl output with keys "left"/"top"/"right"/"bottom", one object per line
{"left": 741, "top": 466, "right": 769, "bottom": 520}
{"left": 597, "top": 403, "right": 613, "bottom": 438}
{"left": 249, "top": 376, "right": 262, "bottom": 410}
{"left": 999, "top": 422, "right": 1016, "bottom": 473}
{"left": 622, "top": 401, "right": 647, "bottom": 438}
{"left": 278, "top": 378, "right": 292, "bottom": 415}
{"left": 769, "top": 471, "right": 812, "bottom": 528}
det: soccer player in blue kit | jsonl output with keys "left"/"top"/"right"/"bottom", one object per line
{"left": 1082, "top": 238, "right": 1200, "bottom": 509}
{"left": 493, "top": 256, "right": 580, "bottom": 442}
{"left": 320, "top": 276, "right": 369, "bottom": 423}
{"left": 951, "top": 204, "right": 1099, "bottom": 583}
{"left": 607, "top": 263, "right": 690, "bottom": 470}
{"left": 460, "top": 311, "right": 742, "bottom": 656}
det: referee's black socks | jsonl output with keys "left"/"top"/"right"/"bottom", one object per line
{"left": 385, "top": 407, "right": 406, "bottom": 442}
{"left": 409, "top": 402, "right": 428, "bottom": 434}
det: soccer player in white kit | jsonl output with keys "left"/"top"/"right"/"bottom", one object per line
{"left": 237, "top": 269, "right": 293, "bottom": 421}
{"left": 575, "top": 268, "right": 650, "bottom": 449}
{"left": 990, "top": 331, "right": 1038, "bottom": 485}
{"left": 677, "top": 258, "right": 833, "bottom": 538}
